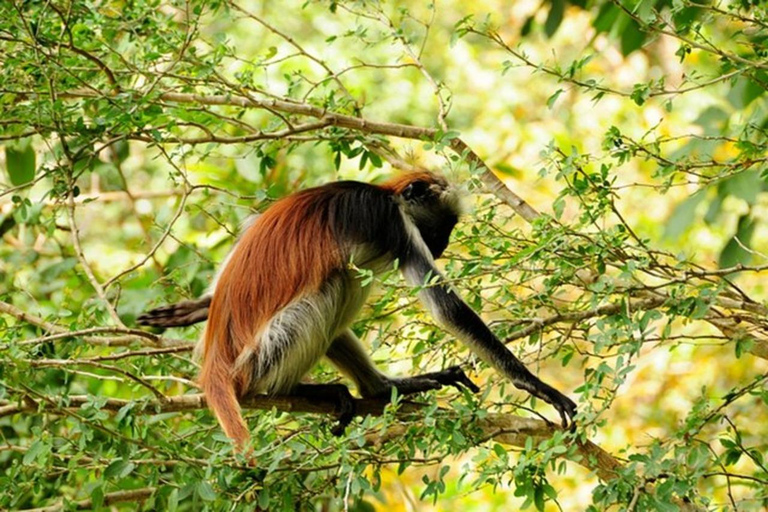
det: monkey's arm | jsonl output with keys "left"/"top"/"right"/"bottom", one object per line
{"left": 136, "top": 295, "right": 211, "bottom": 328}
{"left": 402, "top": 246, "right": 577, "bottom": 428}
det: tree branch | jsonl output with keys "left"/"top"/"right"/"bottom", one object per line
{"left": 22, "top": 487, "right": 156, "bottom": 512}
{"left": 0, "top": 390, "right": 700, "bottom": 509}
{"left": 54, "top": 88, "right": 540, "bottom": 221}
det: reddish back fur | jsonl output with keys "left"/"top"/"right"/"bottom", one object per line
{"left": 380, "top": 171, "right": 440, "bottom": 195}
{"left": 200, "top": 173, "right": 439, "bottom": 448}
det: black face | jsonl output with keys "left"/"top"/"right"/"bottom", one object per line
{"left": 401, "top": 180, "right": 433, "bottom": 202}
{"left": 398, "top": 179, "right": 458, "bottom": 259}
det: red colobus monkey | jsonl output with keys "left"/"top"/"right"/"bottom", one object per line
{"left": 138, "top": 172, "right": 576, "bottom": 448}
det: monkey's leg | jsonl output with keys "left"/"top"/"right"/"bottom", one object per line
{"left": 289, "top": 383, "right": 356, "bottom": 436}
{"left": 326, "top": 330, "right": 479, "bottom": 398}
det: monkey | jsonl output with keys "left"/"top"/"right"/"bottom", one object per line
{"left": 141, "top": 295, "right": 212, "bottom": 328}
{"left": 138, "top": 172, "right": 577, "bottom": 449}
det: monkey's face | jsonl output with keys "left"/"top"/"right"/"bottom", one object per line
{"left": 398, "top": 174, "right": 463, "bottom": 222}
{"left": 395, "top": 173, "right": 464, "bottom": 258}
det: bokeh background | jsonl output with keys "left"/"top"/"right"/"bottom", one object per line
{"left": 2, "top": 0, "right": 767, "bottom": 509}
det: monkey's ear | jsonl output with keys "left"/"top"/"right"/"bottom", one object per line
{"left": 402, "top": 180, "right": 430, "bottom": 201}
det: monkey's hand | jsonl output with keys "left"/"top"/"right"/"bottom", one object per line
{"left": 517, "top": 380, "right": 577, "bottom": 429}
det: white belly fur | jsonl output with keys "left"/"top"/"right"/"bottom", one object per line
{"left": 244, "top": 274, "right": 371, "bottom": 394}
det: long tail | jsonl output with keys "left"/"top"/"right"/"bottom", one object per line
{"left": 137, "top": 295, "right": 211, "bottom": 328}
{"left": 201, "top": 368, "right": 249, "bottom": 449}
{"left": 139, "top": 294, "right": 250, "bottom": 448}
{"left": 199, "top": 325, "right": 250, "bottom": 450}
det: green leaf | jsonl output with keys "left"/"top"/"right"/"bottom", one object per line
{"left": 22, "top": 439, "right": 48, "bottom": 465}
{"left": 672, "top": 4, "right": 703, "bottom": 30}
{"left": 91, "top": 485, "right": 104, "bottom": 509}
{"left": 633, "top": 0, "right": 654, "bottom": 22}
{"left": 5, "top": 140, "right": 36, "bottom": 186}
{"left": 720, "top": 170, "right": 762, "bottom": 206}
{"left": 544, "top": 0, "right": 564, "bottom": 38}
{"left": 694, "top": 106, "right": 728, "bottom": 135}
{"left": 258, "top": 488, "right": 270, "bottom": 509}
{"left": 703, "top": 191, "right": 723, "bottom": 224}
{"left": 113, "top": 139, "right": 130, "bottom": 163}
{"left": 521, "top": 15, "right": 535, "bottom": 36}
{"left": 552, "top": 195, "right": 565, "bottom": 219}
{"left": 724, "top": 448, "right": 741, "bottom": 466}
{"left": 534, "top": 485, "right": 545, "bottom": 511}
{"left": 735, "top": 336, "right": 754, "bottom": 358}
{"left": 593, "top": 3, "right": 620, "bottom": 33}
{"left": 547, "top": 89, "right": 564, "bottom": 109}
{"left": 664, "top": 190, "right": 705, "bottom": 239}
{"left": 630, "top": 82, "right": 650, "bottom": 106}
{"left": 168, "top": 488, "right": 179, "bottom": 512}
{"left": 104, "top": 459, "right": 135, "bottom": 478}
{"left": 368, "top": 151, "right": 383, "bottom": 168}
{"left": 742, "top": 71, "right": 768, "bottom": 106}
{"left": 196, "top": 481, "right": 217, "bottom": 501}
{"left": 620, "top": 19, "right": 645, "bottom": 56}
{"left": 719, "top": 214, "right": 755, "bottom": 268}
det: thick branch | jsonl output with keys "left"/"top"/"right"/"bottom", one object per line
{"left": 0, "top": 392, "right": 617, "bottom": 482}
{"left": 0, "top": 390, "right": 701, "bottom": 508}
{"left": 23, "top": 487, "right": 156, "bottom": 512}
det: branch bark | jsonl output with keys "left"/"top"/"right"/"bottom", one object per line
{"left": 22, "top": 487, "right": 156, "bottom": 512}
{"left": 56, "top": 88, "right": 541, "bottom": 222}
{"left": 0, "top": 391, "right": 701, "bottom": 510}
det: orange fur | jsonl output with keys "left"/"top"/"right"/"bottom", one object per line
{"left": 200, "top": 187, "right": 344, "bottom": 447}
{"left": 200, "top": 173, "right": 441, "bottom": 448}
{"left": 380, "top": 171, "right": 441, "bottom": 195}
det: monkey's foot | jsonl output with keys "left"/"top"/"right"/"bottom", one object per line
{"left": 383, "top": 366, "right": 480, "bottom": 397}
{"left": 291, "top": 383, "right": 356, "bottom": 436}
{"left": 415, "top": 366, "right": 480, "bottom": 393}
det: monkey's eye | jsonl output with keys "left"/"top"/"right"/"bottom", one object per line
{"left": 402, "top": 180, "right": 431, "bottom": 201}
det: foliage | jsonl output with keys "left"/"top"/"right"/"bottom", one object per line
{"left": 1, "top": 0, "right": 767, "bottom": 510}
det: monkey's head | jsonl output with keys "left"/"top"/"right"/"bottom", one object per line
{"left": 386, "top": 172, "right": 463, "bottom": 215}
{"left": 386, "top": 172, "right": 464, "bottom": 258}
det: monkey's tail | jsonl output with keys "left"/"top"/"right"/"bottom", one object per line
{"left": 137, "top": 295, "right": 212, "bottom": 328}
{"left": 199, "top": 327, "right": 250, "bottom": 450}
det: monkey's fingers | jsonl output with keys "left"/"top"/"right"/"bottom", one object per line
{"left": 330, "top": 396, "right": 356, "bottom": 436}
{"left": 554, "top": 399, "right": 577, "bottom": 430}
{"left": 286, "top": 383, "right": 357, "bottom": 436}
{"left": 543, "top": 389, "right": 578, "bottom": 430}
{"left": 433, "top": 366, "right": 480, "bottom": 393}
{"left": 327, "top": 386, "right": 357, "bottom": 436}
{"left": 519, "top": 381, "right": 577, "bottom": 430}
